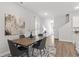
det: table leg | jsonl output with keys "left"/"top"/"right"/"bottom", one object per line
{"left": 27, "top": 46, "right": 29, "bottom": 57}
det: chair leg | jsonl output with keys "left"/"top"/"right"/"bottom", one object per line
{"left": 26, "top": 50, "right": 29, "bottom": 57}
{"left": 32, "top": 48, "right": 34, "bottom": 56}
{"left": 40, "top": 50, "right": 42, "bottom": 56}
{"left": 44, "top": 48, "right": 46, "bottom": 53}
{"left": 26, "top": 47, "right": 30, "bottom": 57}
{"left": 43, "top": 49, "right": 45, "bottom": 54}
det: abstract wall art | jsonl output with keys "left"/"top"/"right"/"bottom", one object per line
{"left": 5, "top": 14, "right": 25, "bottom": 35}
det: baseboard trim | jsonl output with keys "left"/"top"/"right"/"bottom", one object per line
{"left": 59, "top": 39, "right": 74, "bottom": 43}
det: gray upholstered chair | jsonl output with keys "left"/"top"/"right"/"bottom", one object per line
{"left": 19, "top": 35, "right": 25, "bottom": 38}
{"left": 8, "top": 40, "right": 28, "bottom": 57}
{"left": 32, "top": 37, "right": 46, "bottom": 56}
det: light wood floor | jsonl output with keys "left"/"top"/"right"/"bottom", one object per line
{"left": 55, "top": 40, "right": 77, "bottom": 57}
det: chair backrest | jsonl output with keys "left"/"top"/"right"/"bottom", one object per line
{"left": 8, "top": 40, "right": 23, "bottom": 56}
{"left": 38, "top": 37, "right": 46, "bottom": 49}
{"left": 38, "top": 34, "right": 43, "bottom": 36}
{"left": 19, "top": 35, "right": 25, "bottom": 38}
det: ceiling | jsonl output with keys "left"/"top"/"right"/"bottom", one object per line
{"left": 18, "top": 2, "right": 79, "bottom": 18}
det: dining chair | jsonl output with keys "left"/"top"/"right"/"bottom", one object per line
{"left": 38, "top": 34, "right": 43, "bottom": 36}
{"left": 8, "top": 40, "right": 28, "bottom": 57}
{"left": 32, "top": 37, "right": 47, "bottom": 56}
{"left": 19, "top": 35, "right": 25, "bottom": 38}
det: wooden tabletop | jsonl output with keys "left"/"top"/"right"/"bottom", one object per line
{"left": 14, "top": 38, "right": 34, "bottom": 47}
{"left": 13, "top": 36, "right": 46, "bottom": 47}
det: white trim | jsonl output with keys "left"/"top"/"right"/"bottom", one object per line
{"left": 59, "top": 39, "right": 75, "bottom": 43}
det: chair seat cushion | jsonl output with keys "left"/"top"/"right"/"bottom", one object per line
{"left": 32, "top": 44, "right": 44, "bottom": 49}
{"left": 18, "top": 46, "right": 28, "bottom": 51}
{"left": 32, "top": 40, "right": 42, "bottom": 49}
{"left": 32, "top": 44, "right": 39, "bottom": 48}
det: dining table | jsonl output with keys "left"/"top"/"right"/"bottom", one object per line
{"left": 13, "top": 36, "right": 45, "bottom": 57}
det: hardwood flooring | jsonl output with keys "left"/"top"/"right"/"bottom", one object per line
{"left": 55, "top": 40, "right": 77, "bottom": 57}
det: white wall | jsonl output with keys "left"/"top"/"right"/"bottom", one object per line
{"left": 59, "top": 10, "right": 79, "bottom": 42}
{"left": 59, "top": 21, "right": 75, "bottom": 43}
{"left": 54, "top": 15, "right": 67, "bottom": 39}
{"left": 0, "top": 2, "right": 41, "bottom": 56}
{"left": 58, "top": 11, "right": 78, "bottom": 42}
{"left": 54, "top": 11, "right": 79, "bottom": 40}
{"left": 40, "top": 18, "right": 53, "bottom": 36}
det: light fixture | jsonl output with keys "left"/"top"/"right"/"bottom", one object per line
{"left": 44, "top": 12, "right": 48, "bottom": 16}
{"left": 74, "top": 6, "right": 79, "bottom": 10}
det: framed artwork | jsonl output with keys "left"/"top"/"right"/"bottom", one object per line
{"left": 5, "top": 14, "right": 25, "bottom": 35}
